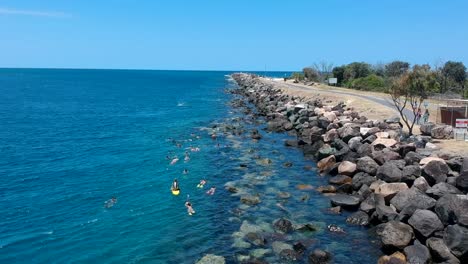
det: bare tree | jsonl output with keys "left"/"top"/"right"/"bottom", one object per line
{"left": 310, "top": 61, "right": 334, "bottom": 82}
{"left": 388, "top": 65, "right": 439, "bottom": 135}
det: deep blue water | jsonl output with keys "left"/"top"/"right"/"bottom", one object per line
{"left": 0, "top": 69, "right": 381, "bottom": 263}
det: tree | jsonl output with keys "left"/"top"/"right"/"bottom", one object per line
{"left": 332, "top": 65, "right": 346, "bottom": 86}
{"left": 385, "top": 60, "right": 410, "bottom": 77}
{"left": 291, "top": 72, "right": 305, "bottom": 83}
{"left": 311, "top": 61, "right": 334, "bottom": 82}
{"left": 373, "top": 62, "right": 386, "bottom": 77}
{"left": 441, "top": 61, "right": 467, "bottom": 93}
{"left": 343, "top": 62, "right": 371, "bottom": 84}
{"left": 302, "top": 67, "right": 320, "bottom": 82}
{"left": 388, "top": 64, "right": 439, "bottom": 135}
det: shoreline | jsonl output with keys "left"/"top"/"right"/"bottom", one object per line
{"left": 229, "top": 73, "right": 468, "bottom": 263}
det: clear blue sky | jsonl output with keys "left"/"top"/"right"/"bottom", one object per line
{"left": 1, "top": 0, "right": 467, "bottom": 71}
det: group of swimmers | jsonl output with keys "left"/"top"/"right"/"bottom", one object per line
{"left": 168, "top": 133, "right": 221, "bottom": 216}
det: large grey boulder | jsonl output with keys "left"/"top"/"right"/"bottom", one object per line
{"left": 346, "top": 211, "right": 370, "bottom": 226}
{"left": 431, "top": 125, "right": 453, "bottom": 139}
{"left": 372, "top": 194, "right": 398, "bottom": 222}
{"left": 338, "top": 161, "right": 357, "bottom": 176}
{"left": 356, "top": 156, "right": 379, "bottom": 175}
{"left": 376, "top": 221, "right": 414, "bottom": 249}
{"left": 405, "top": 151, "right": 423, "bottom": 165}
{"left": 360, "top": 193, "right": 377, "bottom": 213}
{"left": 352, "top": 172, "right": 375, "bottom": 190}
{"left": 329, "top": 194, "right": 360, "bottom": 209}
{"left": 377, "top": 163, "right": 403, "bottom": 183}
{"left": 373, "top": 150, "right": 401, "bottom": 165}
{"left": 456, "top": 171, "right": 468, "bottom": 191}
{"left": 444, "top": 224, "right": 468, "bottom": 261}
{"left": 412, "top": 177, "right": 430, "bottom": 192}
{"left": 426, "top": 182, "right": 462, "bottom": 199}
{"left": 422, "top": 160, "right": 450, "bottom": 185}
{"left": 426, "top": 237, "right": 460, "bottom": 264}
{"left": 375, "top": 182, "right": 409, "bottom": 200}
{"left": 404, "top": 244, "right": 431, "bottom": 264}
{"left": 408, "top": 209, "right": 444, "bottom": 237}
{"left": 434, "top": 194, "right": 468, "bottom": 227}
{"left": 401, "top": 165, "right": 421, "bottom": 184}
{"left": 420, "top": 122, "right": 436, "bottom": 136}
{"left": 338, "top": 126, "right": 360, "bottom": 143}
{"left": 390, "top": 188, "right": 436, "bottom": 215}
{"left": 348, "top": 136, "right": 363, "bottom": 151}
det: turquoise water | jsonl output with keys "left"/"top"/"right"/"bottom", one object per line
{"left": 0, "top": 69, "right": 381, "bottom": 263}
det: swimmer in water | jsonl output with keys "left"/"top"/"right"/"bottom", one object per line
{"left": 184, "top": 152, "right": 190, "bottom": 161}
{"left": 183, "top": 169, "right": 189, "bottom": 174}
{"left": 104, "top": 197, "right": 117, "bottom": 208}
{"left": 185, "top": 201, "right": 195, "bottom": 215}
{"left": 206, "top": 186, "right": 216, "bottom": 195}
{"left": 170, "top": 157, "right": 179, "bottom": 165}
{"left": 171, "top": 179, "right": 180, "bottom": 191}
{"left": 197, "top": 179, "right": 206, "bottom": 188}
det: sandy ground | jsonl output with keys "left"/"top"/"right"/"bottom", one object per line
{"left": 262, "top": 78, "right": 468, "bottom": 157}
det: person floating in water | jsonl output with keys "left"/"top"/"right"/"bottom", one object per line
{"left": 183, "top": 169, "right": 189, "bottom": 174}
{"left": 171, "top": 179, "right": 180, "bottom": 191}
{"left": 104, "top": 197, "right": 117, "bottom": 208}
{"left": 206, "top": 186, "right": 216, "bottom": 195}
{"left": 185, "top": 195, "right": 195, "bottom": 215}
{"left": 197, "top": 179, "right": 206, "bottom": 188}
{"left": 170, "top": 157, "right": 179, "bottom": 165}
{"left": 184, "top": 151, "right": 190, "bottom": 161}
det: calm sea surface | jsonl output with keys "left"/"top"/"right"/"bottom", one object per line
{"left": 0, "top": 69, "right": 381, "bottom": 263}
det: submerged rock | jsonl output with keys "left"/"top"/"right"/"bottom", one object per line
{"left": 308, "top": 249, "right": 332, "bottom": 264}
{"left": 273, "top": 218, "right": 293, "bottom": 233}
{"left": 196, "top": 254, "right": 226, "bottom": 264}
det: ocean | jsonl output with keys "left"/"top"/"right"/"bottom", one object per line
{"left": 0, "top": 69, "right": 381, "bottom": 263}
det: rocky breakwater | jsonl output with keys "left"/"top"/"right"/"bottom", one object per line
{"left": 231, "top": 73, "right": 468, "bottom": 263}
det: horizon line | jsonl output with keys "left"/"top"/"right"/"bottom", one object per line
{"left": 0, "top": 66, "right": 296, "bottom": 72}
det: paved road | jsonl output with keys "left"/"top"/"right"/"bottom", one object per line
{"left": 274, "top": 80, "right": 415, "bottom": 121}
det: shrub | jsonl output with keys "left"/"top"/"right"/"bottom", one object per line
{"left": 349, "top": 74, "right": 386, "bottom": 91}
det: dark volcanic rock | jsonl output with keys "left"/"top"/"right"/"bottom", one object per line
{"left": 376, "top": 163, "right": 403, "bottom": 183}
{"left": 280, "top": 249, "right": 300, "bottom": 262}
{"left": 308, "top": 249, "right": 332, "bottom": 264}
{"left": 356, "top": 156, "right": 379, "bottom": 175}
{"left": 338, "top": 125, "right": 360, "bottom": 143}
{"left": 373, "top": 194, "right": 398, "bottom": 222}
{"left": 405, "top": 151, "right": 423, "bottom": 165}
{"left": 360, "top": 193, "right": 376, "bottom": 213}
{"left": 390, "top": 188, "right": 436, "bottom": 216}
{"left": 426, "top": 182, "right": 462, "bottom": 199}
{"left": 373, "top": 150, "right": 401, "bottom": 165}
{"left": 404, "top": 244, "right": 431, "bottom": 264}
{"left": 346, "top": 210, "right": 370, "bottom": 226}
{"left": 426, "top": 237, "right": 460, "bottom": 264}
{"left": 444, "top": 224, "right": 468, "bottom": 261}
{"left": 246, "top": 232, "right": 267, "bottom": 246}
{"left": 434, "top": 194, "right": 468, "bottom": 227}
{"left": 352, "top": 172, "right": 375, "bottom": 190}
{"left": 420, "top": 122, "right": 436, "bottom": 136}
{"left": 376, "top": 221, "right": 414, "bottom": 249}
{"left": 328, "top": 175, "right": 352, "bottom": 185}
{"left": 456, "top": 171, "right": 468, "bottom": 191}
{"left": 273, "top": 218, "right": 293, "bottom": 233}
{"left": 329, "top": 194, "right": 360, "bottom": 209}
{"left": 422, "top": 160, "right": 450, "bottom": 185}
{"left": 408, "top": 209, "right": 444, "bottom": 238}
